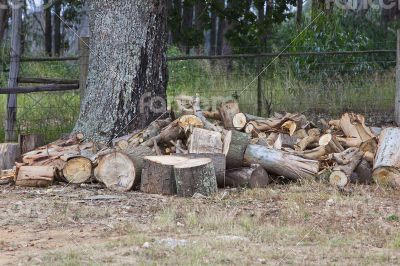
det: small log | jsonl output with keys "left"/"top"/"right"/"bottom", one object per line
{"left": 244, "top": 144, "right": 319, "bottom": 180}
{"left": 372, "top": 127, "right": 400, "bottom": 188}
{"left": 94, "top": 152, "right": 136, "bottom": 191}
{"left": 188, "top": 127, "right": 223, "bottom": 154}
{"left": 16, "top": 166, "right": 55, "bottom": 187}
{"left": 174, "top": 158, "right": 217, "bottom": 197}
{"left": 339, "top": 113, "right": 375, "bottom": 142}
{"left": 225, "top": 164, "right": 270, "bottom": 188}
{"left": 218, "top": 100, "right": 240, "bottom": 129}
{"left": 175, "top": 153, "right": 226, "bottom": 187}
{"left": 203, "top": 111, "right": 221, "bottom": 120}
{"left": 336, "top": 137, "right": 362, "bottom": 148}
{"left": 351, "top": 159, "right": 373, "bottom": 185}
{"left": 329, "top": 148, "right": 363, "bottom": 188}
{"left": 141, "top": 156, "right": 189, "bottom": 195}
{"left": 223, "top": 130, "right": 250, "bottom": 169}
{"left": 192, "top": 94, "right": 222, "bottom": 132}
{"left": 295, "top": 128, "right": 320, "bottom": 151}
{"left": 232, "top": 113, "right": 264, "bottom": 130}
{"left": 19, "top": 134, "right": 44, "bottom": 154}
{"left": 273, "top": 133, "right": 298, "bottom": 150}
{"left": 123, "top": 145, "right": 156, "bottom": 185}
{"left": 62, "top": 156, "right": 93, "bottom": 184}
{"left": 319, "top": 134, "right": 344, "bottom": 153}
{"left": 0, "top": 143, "right": 20, "bottom": 171}
{"left": 293, "top": 129, "right": 308, "bottom": 139}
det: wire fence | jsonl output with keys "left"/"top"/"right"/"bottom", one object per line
{"left": 0, "top": 44, "right": 397, "bottom": 142}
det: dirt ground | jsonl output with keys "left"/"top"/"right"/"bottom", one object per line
{"left": 1, "top": 182, "right": 399, "bottom": 265}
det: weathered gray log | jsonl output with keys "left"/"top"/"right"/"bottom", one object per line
{"left": 174, "top": 158, "right": 217, "bottom": 197}
{"left": 372, "top": 127, "right": 400, "bottom": 188}
{"left": 94, "top": 152, "right": 136, "bottom": 191}
{"left": 243, "top": 144, "right": 319, "bottom": 180}
{"left": 351, "top": 159, "right": 373, "bottom": 185}
{"left": 19, "top": 134, "right": 44, "bottom": 154}
{"left": 0, "top": 143, "right": 20, "bottom": 171}
{"left": 141, "top": 156, "right": 189, "bottom": 195}
{"left": 175, "top": 153, "right": 226, "bottom": 187}
{"left": 223, "top": 130, "right": 251, "bottom": 169}
{"left": 225, "top": 164, "right": 270, "bottom": 188}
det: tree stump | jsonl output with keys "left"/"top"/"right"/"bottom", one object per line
{"left": 94, "top": 152, "right": 136, "bottom": 191}
{"left": 372, "top": 127, "right": 400, "bottom": 188}
{"left": 141, "top": 156, "right": 189, "bottom": 195}
{"left": 223, "top": 130, "right": 250, "bottom": 169}
{"left": 0, "top": 143, "right": 20, "bottom": 171}
{"left": 16, "top": 166, "right": 55, "bottom": 187}
{"left": 174, "top": 158, "right": 217, "bottom": 197}
{"left": 244, "top": 144, "right": 319, "bottom": 180}
{"left": 225, "top": 164, "right": 270, "bottom": 188}
{"left": 62, "top": 156, "right": 93, "bottom": 184}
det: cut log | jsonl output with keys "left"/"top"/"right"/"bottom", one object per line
{"left": 319, "top": 134, "right": 344, "bottom": 153}
{"left": 0, "top": 143, "right": 20, "bottom": 171}
{"left": 295, "top": 128, "right": 320, "bottom": 151}
{"left": 273, "top": 133, "right": 298, "bottom": 150}
{"left": 141, "top": 156, "right": 189, "bottom": 195}
{"left": 232, "top": 113, "right": 264, "bottom": 130}
{"left": 188, "top": 127, "right": 223, "bottom": 154}
{"left": 94, "top": 152, "right": 136, "bottom": 191}
{"left": 123, "top": 145, "right": 156, "bottom": 185}
{"left": 372, "top": 127, "right": 400, "bottom": 188}
{"left": 1, "top": 169, "right": 17, "bottom": 182}
{"left": 19, "top": 134, "right": 44, "bottom": 154}
{"left": 339, "top": 113, "right": 375, "bottom": 142}
{"left": 192, "top": 94, "right": 222, "bottom": 132}
{"left": 62, "top": 156, "right": 93, "bottom": 184}
{"left": 16, "top": 166, "right": 55, "bottom": 187}
{"left": 225, "top": 164, "right": 270, "bottom": 188}
{"left": 351, "top": 159, "right": 373, "bottom": 185}
{"left": 223, "top": 130, "right": 250, "bottom": 169}
{"left": 218, "top": 100, "right": 240, "bottom": 129}
{"left": 174, "top": 158, "right": 217, "bottom": 197}
{"left": 329, "top": 148, "right": 363, "bottom": 188}
{"left": 175, "top": 153, "right": 226, "bottom": 187}
{"left": 243, "top": 144, "right": 319, "bottom": 180}
{"left": 336, "top": 137, "right": 362, "bottom": 148}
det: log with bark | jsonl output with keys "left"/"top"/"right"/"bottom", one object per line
{"left": 223, "top": 130, "right": 250, "bottom": 169}
{"left": 218, "top": 100, "right": 240, "bottom": 129}
{"left": 372, "top": 127, "right": 400, "bottom": 188}
{"left": 329, "top": 148, "right": 364, "bottom": 188}
{"left": 16, "top": 166, "right": 55, "bottom": 187}
{"left": 19, "top": 134, "right": 44, "bottom": 154}
{"left": 141, "top": 156, "right": 189, "bottom": 195}
{"left": 62, "top": 156, "right": 93, "bottom": 184}
{"left": 122, "top": 145, "right": 156, "bottom": 185}
{"left": 295, "top": 128, "right": 320, "bottom": 151}
{"left": 174, "top": 158, "right": 218, "bottom": 197}
{"left": 188, "top": 127, "right": 223, "bottom": 154}
{"left": 0, "top": 143, "right": 20, "bottom": 171}
{"left": 243, "top": 144, "right": 319, "bottom": 180}
{"left": 225, "top": 164, "right": 270, "bottom": 188}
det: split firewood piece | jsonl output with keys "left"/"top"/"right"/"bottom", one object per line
{"left": 244, "top": 144, "right": 319, "bottom": 180}
{"left": 294, "top": 146, "right": 329, "bottom": 160}
{"left": 339, "top": 113, "right": 375, "bottom": 142}
{"left": 141, "top": 118, "right": 172, "bottom": 141}
{"left": 359, "top": 138, "right": 378, "bottom": 164}
{"left": 188, "top": 127, "right": 223, "bottom": 154}
{"left": 292, "top": 129, "right": 308, "bottom": 139}
{"left": 336, "top": 137, "right": 362, "bottom": 148}
{"left": 62, "top": 156, "right": 93, "bottom": 184}
{"left": 217, "top": 100, "right": 240, "bottom": 129}
{"left": 232, "top": 113, "right": 265, "bottom": 131}
{"left": 319, "top": 134, "right": 344, "bottom": 154}
{"left": 351, "top": 159, "right": 373, "bottom": 185}
{"left": 223, "top": 130, "right": 250, "bottom": 169}
{"left": 171, "top": 140, "right": 188, "bottom": 154}
{"left": 0, "top": 143, "right": 20, "bottom": 171}
{"left": 174, "top": 158, "right": 218, "bottom": 197}
{"left": 295, "top": 128, "right": 321, "bottom": 151}
{"left": 123, "top": 145, "right": 156, "bottom": 185}
{"left": 273, "top": 133, "right": 298, "bottom": 150}
{"left": 203, "top": 111, "right": 221, "bottom": 120}
{"left": 281, "top": 120, "right": 297, "bottom": 136}
{"left": 372, "top": 127, "right": 400, "bottom": 188}
{"left": 0, "top": 169, "right": 16, "bottom": 182}
{"left": 141, "top": 156, "right": 189, "bottom": 195}
{"left": 329, "top": 147, "right": 363, "bottom": 188}
{"left": 192, "top": 94, "right": 222, "bottom": 132}
{"left": 19, "top": 134, "right": 44, "bottom": 154}
{"left": 16, "top": 166, "right": 55, "bottom": 187}
{"left": 225, "top": 164, "right": 270, "bottom": 188}
{"left": 94, "top": 152, "right": 136, "bottom": 191}
{"left": 176, "top": 153, "right": 226, "bottom": 187}
{"left": 266, "top": 133, "right": 278, "bottom": 148}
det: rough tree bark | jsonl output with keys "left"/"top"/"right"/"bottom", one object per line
{"left": 0, "top": 0, "right": 9, "bottom": 44}
{"left": 53, "top": 1, "right": 61, "bottom": 56}
{"left": 74, "top": 1, "right": 168, "bottom": 143}
{"left": 43, "top": 0, "right": 52, "bottom": 56}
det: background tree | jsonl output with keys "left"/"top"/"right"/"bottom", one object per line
{"left": 74, "top": 0, "right": 168, "bottom": 143}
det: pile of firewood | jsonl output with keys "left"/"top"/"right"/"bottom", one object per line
{"left": 1, "top": 95, "right": 400, "bottom": 196}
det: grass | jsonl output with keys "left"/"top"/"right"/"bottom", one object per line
{"left": 0, "top": 50, "right": 396, "bottom": 142}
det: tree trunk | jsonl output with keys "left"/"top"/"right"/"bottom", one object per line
{"left": 182, "top": 0, "right": 193, "bottom": 54}
{"left": 74, "top": 1, "right": 168, "bottom": 143}
{"left": 19, "top": 134, "right": 44, "bottom": 154}
{"left": 43, "top": 0, "right": 52, "bottom": 56}
{"left": 53, "top": 1, "right": 61, "bottom": 56}
{"left": 296, "top": 0, "right": 303, "bottom": 26}
{"left": 210, "top": 8, "right": 217, "bottom": 55}
{"left": 216, "top": 0, "right": 225, "bottom": 56}
{"left": 0, "top": 0, "right": 9, "bottom": 44}
{"left": 372, "top": 127, "right": 400, "bottom": 188}
{"left": 244, "top": 144, "right": 320, "bottom": 180}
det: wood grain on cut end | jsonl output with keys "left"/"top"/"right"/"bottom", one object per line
{"left": 329, "top": 170, "right": 348, "bottom": 188}
{"left": 63, "top": 157, "right": 92, "bottom": 184}
{"left": 372, "top": 167, "right": 400, "bottom": 188}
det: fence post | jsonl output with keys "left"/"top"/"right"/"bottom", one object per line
{"left": 5, "top": 1, "right": 22, "bottom": 142}
{"left": 396, "top": 29, "right": 400, "bottom": 125}
{"left": 257, "top": 60, "right": 263, "bottom": 116}
{"left": 79, "top": 37, "right": 90, "bottom": 102}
